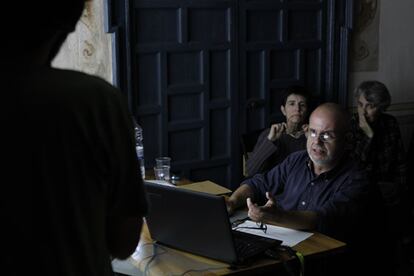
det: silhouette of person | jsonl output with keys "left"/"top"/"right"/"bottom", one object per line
{"left": 0, "top": 1, "right": 148, "bottom": 275}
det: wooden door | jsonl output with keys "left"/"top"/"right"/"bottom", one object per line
{"left": 105, "top": 0, "right": 352, "bottom": 188}
{"left": 239, "top": 0, "right": 353, "bottom": 134}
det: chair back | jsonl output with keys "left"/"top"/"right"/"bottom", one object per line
{"left": 240, "top": 128, "right": 266, "bottom": 177}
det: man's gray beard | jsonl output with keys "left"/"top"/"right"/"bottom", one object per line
{"left": 309, "top": 154, "right": 333, "bottom": 166}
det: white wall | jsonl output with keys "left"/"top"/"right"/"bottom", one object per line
{"left": 349, "top": 0, "right": 414, "bottom": 114}
{"left": 349, "top": 0, "right": 414, "bottom": 148}
{"left": 52, "top": 1, "right": 112, "bottom": 84}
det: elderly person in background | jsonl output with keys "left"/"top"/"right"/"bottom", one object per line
{"left": 351, "top": 80, "right": 409, "bottom": 274}
{"left": 351, "top": 80, "right": 406, "bottom": 208}
{"left": 246, "top": 86, "right": 309, "bottom": 176}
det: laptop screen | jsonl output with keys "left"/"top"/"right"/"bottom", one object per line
{"left": 144, "top": 181, "right": 239, "bottom": 263}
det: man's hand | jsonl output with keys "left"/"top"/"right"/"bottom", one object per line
{"left": 358, "top": 108, "right": 374, "bottom": 138}
{"left": 246, "top": 192, "right": 279, "bottom": 222}
{"left": 225, "top": 196, "right": 236, "bottom": 216}
{"left": 267, "top": 123, "right": 286, "bottom": 142}
{"left": 225, "top": 184, "right": 254, "bottom": 216}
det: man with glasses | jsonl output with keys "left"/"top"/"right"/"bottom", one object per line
{"left": 227, "top": 103, "right": 387, "bottom": 275}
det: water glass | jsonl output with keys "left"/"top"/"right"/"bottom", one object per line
{"left": 155, "top": 157, "right": 171, "bottom": 167}
{"left": 154, "top": 165, "right": 170, "bottom": 181}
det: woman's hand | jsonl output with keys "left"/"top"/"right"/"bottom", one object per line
{"left": 358, "top": 108, "right": 374, "bottom": 138}
{"left": 267, "top": 123, "right": 287, "bottom": 142}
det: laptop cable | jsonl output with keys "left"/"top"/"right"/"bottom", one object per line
{"left": 264, "top": 245, "right": 305, "bottom": 276}
{"left": 142, "top": 242, "right": 167, "bottom": 276}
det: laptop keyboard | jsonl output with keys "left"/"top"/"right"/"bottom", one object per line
{"left": 232, "top": 230, "right": 281, "bottom": 261}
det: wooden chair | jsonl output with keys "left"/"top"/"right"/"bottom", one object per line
{"left": 240, "top": 128, "right": 265, "bottom": 177}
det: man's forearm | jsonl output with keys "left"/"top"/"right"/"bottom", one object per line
{"left": 228, "top": 184, "right": 254, "bottom": 212}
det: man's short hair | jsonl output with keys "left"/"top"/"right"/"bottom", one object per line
{"left": 3, "top": 1, "right": 86, "bottom": 46}
{"left": 281, "top": 86, "right": 309, "bottom": 106}
{"left": 354, "top": 81, "right": 391, "bottom": 112}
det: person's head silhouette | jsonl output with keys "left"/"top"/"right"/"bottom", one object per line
{"left": 2, "top": 1, "right": 87, "bottom": 63}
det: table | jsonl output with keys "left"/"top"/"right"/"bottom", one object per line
{"left": 112, "top": 223, "right": 346, "bottom": 275}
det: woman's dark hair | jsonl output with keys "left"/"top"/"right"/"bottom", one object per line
{"left": 281, "top": 86, "right": 310, "bottom": 106}
{"left": 354, "top": 81, "right": 391, "bottom": 111}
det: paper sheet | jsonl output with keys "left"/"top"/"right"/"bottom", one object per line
{"left": 233, "top": 220, "right": 313, "bottom": 247}
{"left": 229, "top": 210, "right": 248, "bottom": 224}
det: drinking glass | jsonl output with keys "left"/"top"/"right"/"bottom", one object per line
{"left": 155, "top": 157, "right": 171, "bottom": 167}
{"left": 154, "top": 165, "right": 170, "bottom": 181}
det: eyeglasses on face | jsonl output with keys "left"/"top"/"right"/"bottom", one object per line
{"left": 308, "top": 129, "right": 336, "bottom": 143}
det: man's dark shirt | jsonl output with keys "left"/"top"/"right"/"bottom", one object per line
{"left": 243, "top": 150, "right": 371, "bottom": 240}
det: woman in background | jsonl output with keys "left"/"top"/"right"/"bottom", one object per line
{"left": 351, "top": 80, "right": 410, "bottom": 275}
{"left": 246, "top": 86, "right": 309, "bottom": 176}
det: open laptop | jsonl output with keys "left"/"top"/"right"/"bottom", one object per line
{"left": 144, "top": 181, "right": 281, "bottom": 265}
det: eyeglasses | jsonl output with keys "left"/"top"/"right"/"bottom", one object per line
{"left": 232, "top": 218, "right": 267, "bottom": 234}
{"left": 308, "top": 129, "right": 336, "bottom": 143}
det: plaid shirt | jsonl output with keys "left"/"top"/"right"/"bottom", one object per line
{"left": 351, "top": 113, "right": 406, "bottom": 205}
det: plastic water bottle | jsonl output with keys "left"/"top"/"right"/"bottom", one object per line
{"left": 132, "top": 117, "right": 145, "bottom": 179}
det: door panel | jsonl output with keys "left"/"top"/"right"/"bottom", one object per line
{"left": 130, "top": 0, "right": 236, "bottom": 187}
{"left": 240, "top": 0, "right": 327, "bottom": 133}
